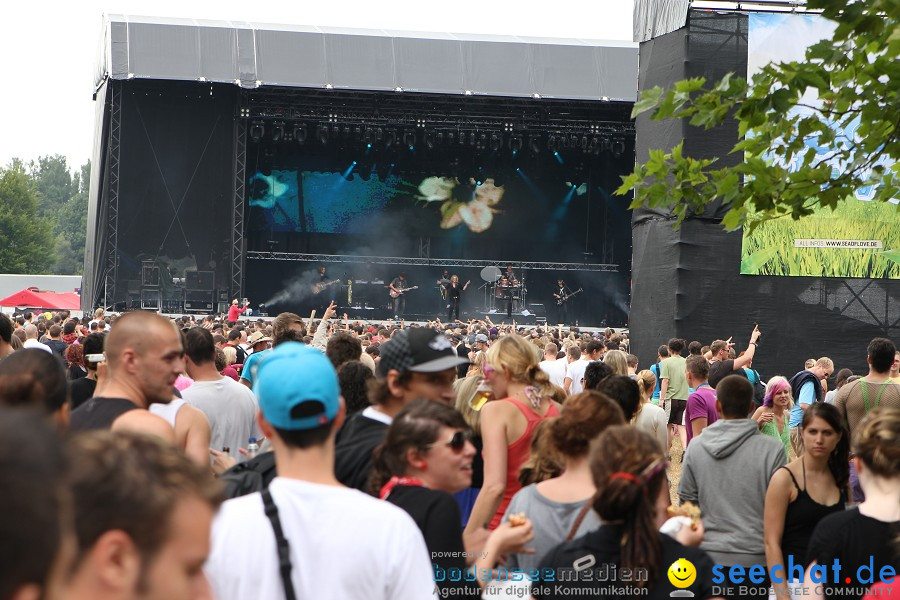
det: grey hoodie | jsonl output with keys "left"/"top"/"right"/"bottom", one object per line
{"left": 678, "top": 418, "right": 786, "bottom": 566}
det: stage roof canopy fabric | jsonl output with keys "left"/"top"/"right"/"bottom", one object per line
{"left": 96, "top": 14, "right": 638, "bottom": 101}
{"left": 0, "top": 289, "right": 82, "bottom": 311}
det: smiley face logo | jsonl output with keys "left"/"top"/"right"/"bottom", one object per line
{"left": 667, "top": 558, "right": 696, "bottom": 589}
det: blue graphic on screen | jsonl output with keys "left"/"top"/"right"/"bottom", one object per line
{"left": 249, "top": 170, "right": 404, "bottom": 233}
{"left": 248, "top": 171, "right": 301, "bottom": 231}
{"left": 301, "top": 172, "right": 397, "bottom": 233}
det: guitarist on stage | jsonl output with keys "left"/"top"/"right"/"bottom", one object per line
{"left": 441, "top": 275, "right": 470, "bottom": 322}
{"left": 313, "top": 266, "right": 339, "bottom": 312}
{"left": 552, "top": 278, "right": 572, "bottom": 325}
{"left": 389, "top": 273, "right": 411, "bottom": 320}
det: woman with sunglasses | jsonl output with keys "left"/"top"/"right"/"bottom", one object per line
{"left": 535, "top": 426, "right": 718, "bottom": 599}
{"left": 371, "top": 398, "right": 534, "bottom": 598}
{"left": 463, "top": 335, "right": 561, "bottom": 545}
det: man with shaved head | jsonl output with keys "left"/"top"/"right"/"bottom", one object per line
{"left": 69, "top": 312, "right": 181, "bottom": 443}
{"left": 22, "top": 323, "right": 52, "bottom": 353}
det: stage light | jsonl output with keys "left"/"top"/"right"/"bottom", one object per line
{"left": 436, "top": 132, "right": 445, "bottom": 145}
{"left": 613, "top": 140, "right": 625, "bottom": 157}
{"left": 270, "top": 122, "right": 285, "bottom": 142}
{"left": 384, "top": 129, "right": 397, "bottom": 147}
{"left": 249, "top": 121, "right": 264, "bottom": 142}
{"left": 509, "top": 135, "right": 523, "bottom": 152}
{"left": 469, "top": 132, "right": 476, "bottom": 146}
{"left": 478, "top": 133, "right": 487, "bottom": 149}
{"left": 547, "top": 134, "right": 558, "bottom": 152}
{"left": 476, "top": 180, "right": 482, "bottom": 186}
{"left": 425, "top": 132, "right": 436, "bottom": 150}
{"left": 490, "top": 133, "right": 502, "bottom": 152}
{"left": 293, "top": 124, "right": 308, "bottom": 144}
{"left": 403, "top": 131, "right": 416, "bottom": 148}
{"left": 447, "top": 131, "right": 456, "bottom": 144}
{"left": 367, "top": 143, "right": 372, "bottom": 149}
{"left": 316, "top": 124, "right": 329, "bottom": 145}
{"left": 528, "top": 135, "right": 541, "bottom": 154}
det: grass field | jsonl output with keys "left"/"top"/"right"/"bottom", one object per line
{"left": 740, "top": 200, "right": 900, "bottom": 278}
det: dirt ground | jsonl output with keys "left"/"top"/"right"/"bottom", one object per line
{"left": 667, "top": 435, "right": 685, "bottom": 505}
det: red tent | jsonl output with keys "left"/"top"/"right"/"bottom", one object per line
{"left": 0, "top": 288, "right": 81, "bottom": 311}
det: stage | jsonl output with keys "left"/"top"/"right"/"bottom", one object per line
{"left": 84, "top": 16, "right": 638, "bottom": 331}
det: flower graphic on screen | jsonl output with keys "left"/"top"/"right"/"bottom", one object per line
{"left": 417, "top": 176, "right": 504, "bottom": 233}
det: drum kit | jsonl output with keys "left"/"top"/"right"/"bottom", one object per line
{"left": 479, "top": 266, "right": 527, "bottom": 313}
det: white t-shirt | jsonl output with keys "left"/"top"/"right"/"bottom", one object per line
{"left": 23, "top": 339, "right": 52, "bottom": 353}
{"left": 205, "top": 478, "right": 435, "bottom": 600}
{"left": 565, "top": 359, "right": 590, "bottom": 395}
{"left": 149, "top": 398, "right": 187, "bottom": 426}
{"left": 539, "top": 358, "right": 568, "bottom": 388}
{"left": 181, "top": 377, "right": 261, "bottom": 461}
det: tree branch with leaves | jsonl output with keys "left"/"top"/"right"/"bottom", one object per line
{"left": 616, "top": 0, "right": 899, "bottom": 231}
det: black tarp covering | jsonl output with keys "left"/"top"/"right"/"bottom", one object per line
{"left": 84, "top": 80, "right": 238, "bottom": 310}
{"left": 630, "top": 10, "right": 899, "bottom": 379}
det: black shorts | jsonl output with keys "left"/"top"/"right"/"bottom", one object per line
{"left": 667, "top": 398, "right": 687, "bottom": 425}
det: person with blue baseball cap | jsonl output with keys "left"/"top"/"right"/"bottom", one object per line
{"left": 205, "top": 342, "right": 434, "bottom": 600}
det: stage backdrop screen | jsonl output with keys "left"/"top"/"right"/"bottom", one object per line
{"left": 740, "top": 14, "right": 899, "bottom": 279}
{"left": 249, "top": 171, "right": 508, "bottom": 235}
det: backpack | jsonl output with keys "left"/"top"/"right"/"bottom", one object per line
{"left": 219, "top": 451, "right": 277, "bottom": 499}
{"left": 747, "top": 369, "right": 766, "bottom": 407}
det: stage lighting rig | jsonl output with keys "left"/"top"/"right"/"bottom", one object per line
{"left": 316, "top": 124, "right": 329, "bottom": 145}
{"left": 249, "top": 121, "right": 265, "bottom": 142}
{"left": 293, "top": 123, "right": 308, "bottom": 143}
{"left": 270, "top": 121, "right": 285, "bottom": 142}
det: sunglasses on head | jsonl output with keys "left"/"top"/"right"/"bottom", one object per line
{"left": 429, "top": 430, "right": 473, "bottom": 452}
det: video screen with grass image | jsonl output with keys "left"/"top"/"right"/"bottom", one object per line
{"left": 740, "top": 200, "right": 900, "bottom": 278}
{"left": 740, "top": 14, "right": 899, "bottom": 279}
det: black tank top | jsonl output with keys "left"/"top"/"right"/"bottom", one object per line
{"left": 69, "top": 397, "right": 139, "bottom": 431}
{"left": 780, "top": 464, "right": 846, "bottom": 566}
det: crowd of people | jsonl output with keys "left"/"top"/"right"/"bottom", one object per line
{"left": 0, "top": 304, "right": 897, "bottom": 600}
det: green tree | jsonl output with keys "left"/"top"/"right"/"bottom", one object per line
{"left": 616, "top": 0, "right": 899, "bottom": 230}
{"left": 53, "top": 161, "right": 90, "bottom": 274}
{"left": 0, "top": 162, "right": 55, "bottom": 273}
{"left": 30, "top": 155, "right": 75, "bottom": 225}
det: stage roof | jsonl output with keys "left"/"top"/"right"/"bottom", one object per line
{"left": 96, "top": 14, "right": 638, "bottom": 101}
{"left": 0, "top": 289, "right": 82, "bottom": 311}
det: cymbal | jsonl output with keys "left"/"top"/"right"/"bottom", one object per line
{"left": 481, "top": 265, "right": 502, "bottom": 282}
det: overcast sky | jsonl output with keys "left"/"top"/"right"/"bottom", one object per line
{"left": 0, "top": 1, "right": 634, "bottom": 171}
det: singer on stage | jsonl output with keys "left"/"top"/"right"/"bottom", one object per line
{"left": 441, "top": 275, "right": 470, "bottom": 322}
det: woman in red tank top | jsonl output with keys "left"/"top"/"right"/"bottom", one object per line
{"left": 463, "top": 335, "right": 562, "bottom": 540}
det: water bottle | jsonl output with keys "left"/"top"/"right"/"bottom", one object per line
{"left": 246, "top": 437, "right": 259, "bottom": 460}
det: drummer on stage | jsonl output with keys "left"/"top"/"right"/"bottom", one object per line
{"left": 503, "top": 264, "right": 518, "bottom": 286}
